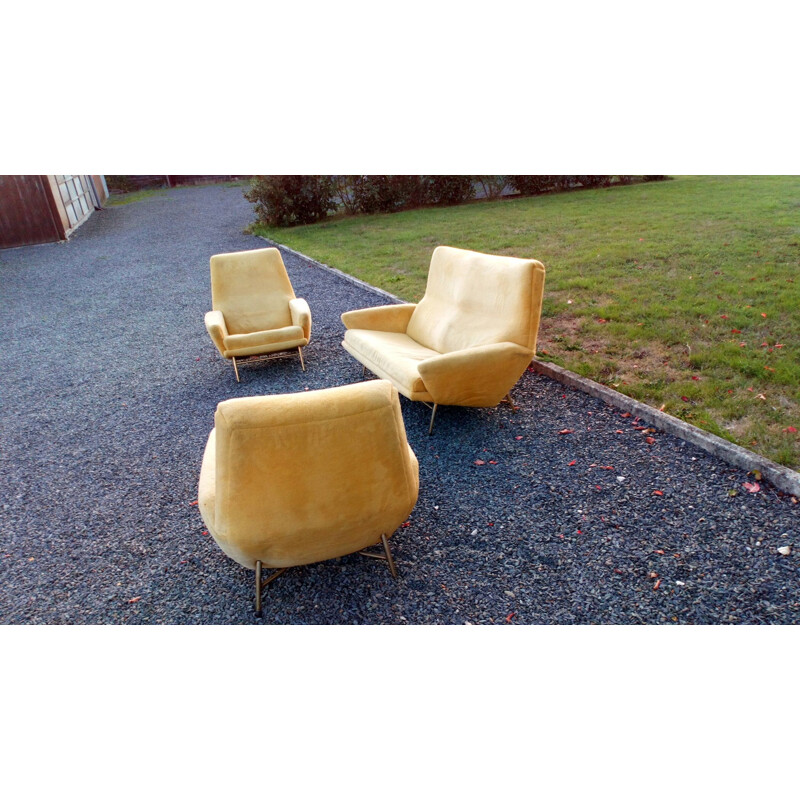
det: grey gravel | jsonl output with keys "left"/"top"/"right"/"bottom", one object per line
{"left": 1, "top": 184, "right": 798, "bottom": 624}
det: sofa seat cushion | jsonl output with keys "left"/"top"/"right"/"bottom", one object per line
{"left": 343, "top": 329, "right": 437, "bottom": 401}
{"left": 223, "top": 325, "right": 307, "bottom": 358}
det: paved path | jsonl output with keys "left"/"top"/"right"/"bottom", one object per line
{"left": 1, "top": 185, "right": 797, "bottom": 624}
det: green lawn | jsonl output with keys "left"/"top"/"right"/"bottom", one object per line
{"left": 251, "top": 176, "right": 800, "bottom": 469}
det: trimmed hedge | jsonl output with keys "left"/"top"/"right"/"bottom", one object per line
{"left": 246, "top": 175, "right": 668, "bottom": 227}
{"left": 244, "top": 176, "right": 336, "bottom": 227}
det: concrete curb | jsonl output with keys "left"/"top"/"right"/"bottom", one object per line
{"left": 259, "top": 236, "right": 800, "bottom": 498}
{"left": 531, "top": 360, "right": 800, "bottom": 498}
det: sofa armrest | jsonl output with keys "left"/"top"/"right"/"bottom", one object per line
{"left": 417, "top": 342, "right": 533, "bottom": 406}
{"left": 289, "top": 298, "right": 312, "bottom": 341}
{"left": 341, "top": 304, "right": 417, "bottom": 333}
{"left": 205, "top": 310, "right": 229, "bottom": 356}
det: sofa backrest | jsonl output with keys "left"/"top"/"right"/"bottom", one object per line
{"left": 210, "top": 247, "right": 295, "bottom": 335}
{"left": 406, "top": 245, "right": 546, "bottom": 354}
{"left": 213, "top": 380, "right": 418, "bottom": 567}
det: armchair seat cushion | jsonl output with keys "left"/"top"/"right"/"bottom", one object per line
{"left": 343, "top": 329, "right": 436, "bottom": 401}
{"left": 223, "top": 325, "right": 308, "bottom": 358}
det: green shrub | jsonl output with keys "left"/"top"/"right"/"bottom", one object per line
{"left": 244, "top": 176, "right": 336, "bottom": 227}
{"left": 350, "top": 176, "right": 428, "bottom": 214}
{"left": 424, "top": 176, "right": 475, "bottom": 205}
{"left": 507, "top": 175, "right": 560, "bottom": 195}
{"left": 576, "top": 176, "right": 612, "bottom": 188}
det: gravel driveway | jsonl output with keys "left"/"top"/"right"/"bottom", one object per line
{"left": 1, "top": 184, "right": 797, "bottom": 624}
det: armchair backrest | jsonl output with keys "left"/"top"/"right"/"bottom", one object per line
{"left": 210, "top": 247, "right": 295, "bottom": 335}
{"left": 212, "top": 380, "right": 418, "bottom": 568}
{"left": 406, "top": 245, "right": 546, "bottom": 354}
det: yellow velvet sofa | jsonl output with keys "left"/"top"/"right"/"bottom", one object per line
{"left": 341, "top": 245, "right": 546, "bottom": 432}
{"left": 204, "top": 247, "right": 312, "bottom": 381}
{"left": 198, "top": 380, "right": 419, "bottom": 616}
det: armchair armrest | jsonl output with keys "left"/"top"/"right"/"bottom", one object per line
{"left": 417, "top": 342, "right": 533, "bottom": 406}
{"left": 341, "top": 304, "right": 417, "bottom": 333}
{"left": 205, "top": 310, "right": 229, "bottom": 356}
{"left": 289, "top": 298, "right": 312, "bottom": 341}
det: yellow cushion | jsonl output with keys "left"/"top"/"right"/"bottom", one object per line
{"left": 223, "top": 326, "right": 307, "bottom": 358}
{"left": 342, "top": 330, "right": 435, "bottom": 400}
{"left": 198, "top": 381, "right": 419, "bottom": 570}
{"left": 210, "top": 248, "right": 295, "bottom": 335}
{"left": 406, "top": 245, "right": 546, "bottom": 354}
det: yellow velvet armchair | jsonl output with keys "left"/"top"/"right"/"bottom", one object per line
{"left": 197, "top": 380, "right": 419, "bottom": 616}
{"left": 341, "top": 245, "right": 546, "bottom": 433}
{"left": 204, "top": 247, "right": 312, "bottom": 381}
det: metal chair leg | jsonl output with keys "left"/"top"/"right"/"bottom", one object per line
{"left": 254, "top": 563, "right": 288, "bottom": 617}
{"left": 232, "top": 357, "right": 240, "bottom": 382}
{"left": 298, "top": 347, "right": 306, "bottom": 371}
{"left": 382, "top": 534, "right": 398, "bottom": 579}
{"left": 428, "top": 403, "right": 438, "bottom": 436}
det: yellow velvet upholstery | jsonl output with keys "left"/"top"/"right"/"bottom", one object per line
{"left": 204, "top": 247, "right": 311, "bottom": 369}
{"left": 198, "top": 380, "right": 419, "bottom": 573}
{"left": 341, "top": 245, "right": 546, "bottom": 408}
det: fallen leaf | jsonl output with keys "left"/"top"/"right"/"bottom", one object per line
{"left": 681, "top": 396, "right": 689, "bottom": 402}
{"left": 655, "top": 549, "right": 665, "bottom": 554}
{"left": 401, "top": 521, "right": 411, "bottom": 527}
{"left": 720, "top": 314, "right": 728, "bottom": 319}
{"left": 505, "top": 612, "right": 516, "bottom": 623}
{"left": 653, "top": 490, "right": 664, "bottom": 496}
{"left": 474, "top": 459, "right": 486, "bottom": 465}
{"left": 189, "top": 500, "right": 198, "bottom": 506}
{"left": 659, "top": 404, "right": 665, "bottom": 412}
{"left": 783, "top": 426, "right": 798, "bottom": 433}
{"left": 731, "top": 329, "right": 741, "bottom": 334}
{"left": 646, "top": 436, "right": 656, "bottom": 444}
{"left": 761, "top": 313, "right": 767, "bottom": 318}
{"left": 615, "top": 429, "right": 624, "bottom": 434}
{"left": 743, "top": 482, "right": 760, "bottom": 493}
{"left": 576, "top": 529, "right": 583, "bottom": 535}
{"left": 620, "top": 412, "right": 632, "bottom": 418}
{"left": 201, "top": 531, "right": 209, "bottom": 536}
{"left": 515, "top": 435, "right": 523, "bottom": 440}
{"left": 752, "top": 469, "right": 763, "bottom": 481}
{"left": 728, "top": 489, "right": 738, "bottom": 497}
{"left": 558, "top": 429, "right": 574, "bottom": 435}
{"left": 648, "top": 571, "right": 659, "bottom": 579}
{"left": 691, "top": 376, "right": 700, "bottom": 381}
{"left": 653, "top": 579, "right": 662, "bottom": 591}
{"left": 568, "top": 460, "right": 577, "bottom": 466}
{"left": 128, "top": 597, "right": 141, "bottom": 603}
{"left": 488, "top": 460, "right": 498, "bottom": 465}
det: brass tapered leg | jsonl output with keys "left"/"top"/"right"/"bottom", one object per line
{"left": 428, "top": 403, "right": 438, "bottom": 436}
{"left": 298, "top": 347, "right": 306, "bottom": 372}
{"left": 255, "top": 561, "right": 262, "bottom": 617}
{"left": 382, "top": 534, "right": 398, "bottom": 579}
{"left": 232, "top": 357, "right": 240, "bottom": 382}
